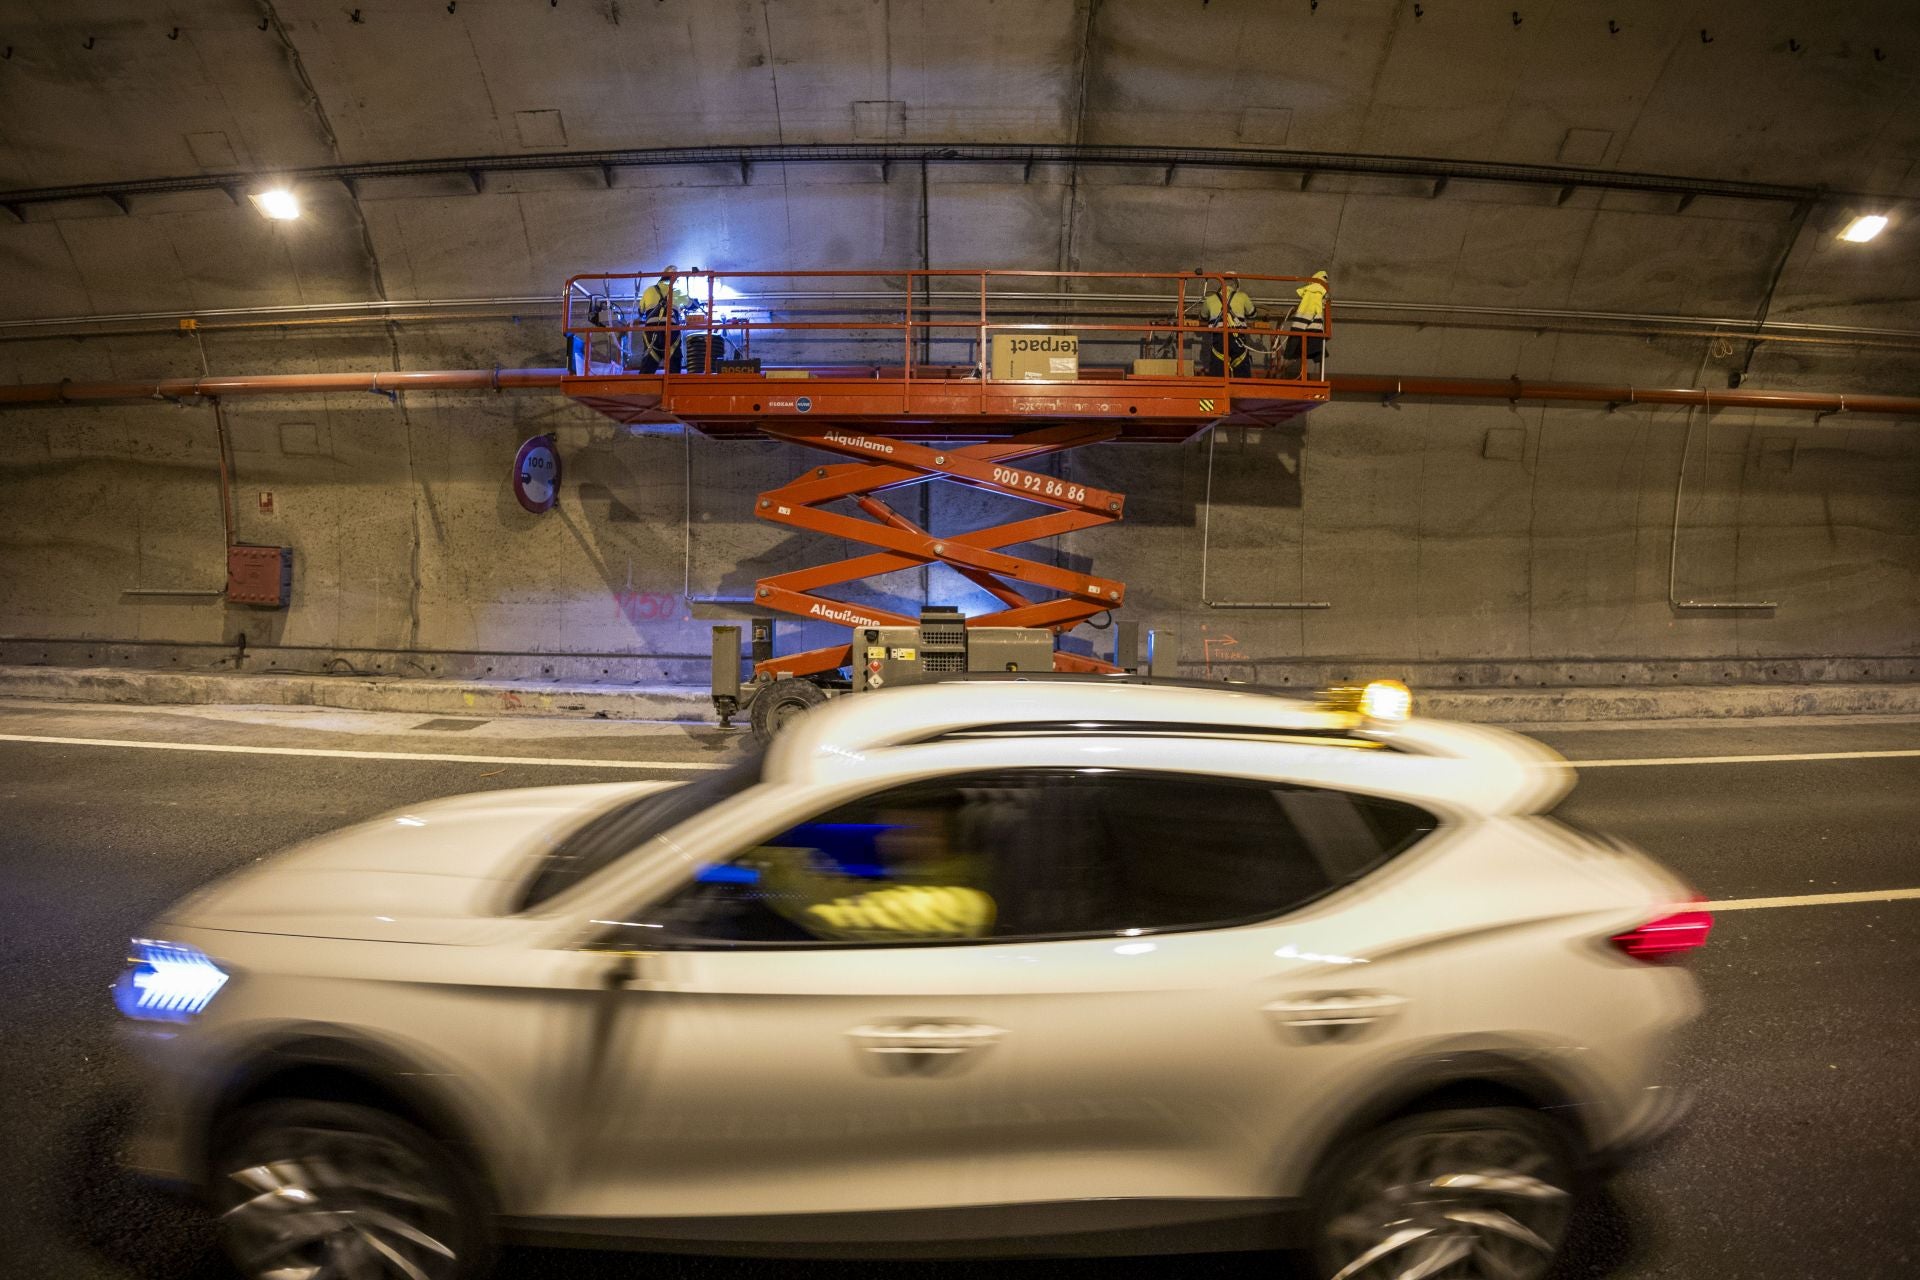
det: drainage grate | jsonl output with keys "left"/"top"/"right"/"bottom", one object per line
{"left": 411, "top": 718, "right": 489, "bottom": 732}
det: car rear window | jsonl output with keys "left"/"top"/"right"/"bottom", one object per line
{"left": 516, "top": 750, "right": 764, "bottom": 912}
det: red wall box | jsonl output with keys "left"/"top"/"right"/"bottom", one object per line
{"left": 227, "top": 545, "right": 293, "bottom": 607}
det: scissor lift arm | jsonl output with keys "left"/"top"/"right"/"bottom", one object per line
{"left": 748, "top": 422, "right": 1126, "bottom": 678}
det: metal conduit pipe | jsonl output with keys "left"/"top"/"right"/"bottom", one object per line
{"left": 1325, "top": 375, "right": 1920, "bottom": 418}
{"left": 8, "top": 292, "right": 1920, "bottom": 349}
{"left": 1, "top": 368, "right": 1917, "bottom": 418}
{"left": 0, "top": 368, "right": 566, "bottom": 404}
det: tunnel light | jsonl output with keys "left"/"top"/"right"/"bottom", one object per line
{"left": 250, "top": 188, "right": 301, "bottom": 221}
{"left": 1837, "top": 214, "right": 1888, "bottom": 243}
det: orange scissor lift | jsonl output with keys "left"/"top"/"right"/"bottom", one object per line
{"left": 561, "top": 269, "right": 1329, "bottom": 728}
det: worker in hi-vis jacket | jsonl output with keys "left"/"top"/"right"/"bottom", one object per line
{"left": 1284, "top": 269, "right": 1330, "bottom": 376}
{"left": 1195, "top": 274, "right": 1257, "bottom": 377}
{"left": 636, "top": 267, "right": 689, "bottom": 374}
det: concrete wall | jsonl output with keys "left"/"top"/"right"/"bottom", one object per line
{"left": 3, "top": 2, "right": 1918, "bottom": 681}
{"left": 4, "top": 351, "right": 1914, "bottom": 683}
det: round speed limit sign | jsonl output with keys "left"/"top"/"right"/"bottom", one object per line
{"left": 512, "top": 434, "right": 561, "bottom": 513}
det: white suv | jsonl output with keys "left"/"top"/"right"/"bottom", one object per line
{"left": 119, "top": 677, "right": 1705, "bottom": 1280}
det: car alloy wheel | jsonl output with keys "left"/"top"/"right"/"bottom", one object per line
{"left": 215, "top": 1101, "right": 486, "bottom": 1280}
{"left": 1312, "top": 1107, "right": 1575, "bottom": 1280}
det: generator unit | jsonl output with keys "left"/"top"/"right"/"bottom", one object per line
{"left": 853, "top": 606, "right": 1053, "bottom": 692}
{"left": 716, "top": 607, "right": 1065, "bottom": 741}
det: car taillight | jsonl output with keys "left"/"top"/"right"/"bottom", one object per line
{"left": 1609, "top": 909, "right": 1713, "bottom": 962}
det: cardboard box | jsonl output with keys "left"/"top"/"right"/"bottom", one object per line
{"left": 1130, "top": 357, "right": 1193, "bottom": 376}
{"left": 990, "top": 333, "right": 1078, "bottom": 382}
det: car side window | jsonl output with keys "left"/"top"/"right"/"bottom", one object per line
{"left": 632, "top": 770, "right": 1435, "bottom": 949}
{"left": 642, "top": 775, "right": 1032, "bottom": 947}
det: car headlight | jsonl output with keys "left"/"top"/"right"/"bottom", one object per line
{"left": 113, "top": 939, "right": 229, "bottom": 1023}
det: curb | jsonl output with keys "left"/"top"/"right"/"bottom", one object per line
{"left": 0, "top": 666, "right": 712, "bottom": 723}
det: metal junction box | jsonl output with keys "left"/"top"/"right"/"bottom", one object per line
{"left": 856, "top": 608, "right": 1054, "bottom": 691}
{"left": 226, "top": 544, "right": 293, "bottom": 607}
{"left": 965, "top": 627, "right": 1053, "bottom": 674}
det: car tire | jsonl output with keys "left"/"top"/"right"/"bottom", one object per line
{"left": 211, "top": 1099, "right": 495, "bottom": 1280}
{"left": 750, "top": 676, "right": 828, "bottom": 743}
{"left": 1306, "top": 1105, "right": 1578, "bottom": 1280}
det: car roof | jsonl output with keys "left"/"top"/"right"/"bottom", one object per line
{"left": 766, "top": 677, "right": 1571, "bottom": 817}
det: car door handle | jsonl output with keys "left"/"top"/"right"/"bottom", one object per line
{"left": 1264, "top": 992, "right": 1408, "bottom": 1042}
{"left": 846, "top": 1022, "right": 1008, "bottom": 1056}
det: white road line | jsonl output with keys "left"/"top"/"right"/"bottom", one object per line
{"left": 1704, "top": 887, "right": 1920, "bottom": 912}
{"left": 0, "top": 733, "right": 729, "bottom": 771}
{"left": 1567, "top": 747, "right": 1920, "bottom": 768}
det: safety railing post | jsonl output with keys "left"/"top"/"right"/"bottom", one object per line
{"left": 978, "top": 272, "right": 988, "bottom": 381}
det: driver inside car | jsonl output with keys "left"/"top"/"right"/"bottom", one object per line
{"left": 750, "top": 803, "right": 997, "bottom": 942}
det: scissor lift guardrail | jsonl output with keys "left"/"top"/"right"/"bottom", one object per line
{"left": 560, "top": 268, "right": 1330, "bottom": 676}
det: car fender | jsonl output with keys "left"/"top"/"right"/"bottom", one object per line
{"left": 188, "top": 1020, "right": 532, "bottom": 1207}
{"left": 1262, "top": 1033, "right": 1606, "bottom": 1195}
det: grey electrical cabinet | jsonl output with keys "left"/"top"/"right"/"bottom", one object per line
{"left": 853, "top": 612, "right": 1055, "bottom": 691}
{"left": 965, "top": 627, "right": 1054, "bottom": 674}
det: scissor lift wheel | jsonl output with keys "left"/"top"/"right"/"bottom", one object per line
{"left": 749, "top": 677, "right": 829, "bottom": 742}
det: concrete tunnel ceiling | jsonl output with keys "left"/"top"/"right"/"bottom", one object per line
{"left": 0, "top": 0, "right": 1918, "bottom": 386}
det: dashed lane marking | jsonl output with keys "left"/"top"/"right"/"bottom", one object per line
{"left": 0, "top": 733, "right": 730, "bottom": 771}
{"left": 1568, "top": 747, "right": 1920, "bottom": 768}
{"left": 1703, "top": 887, "right": 1920, "bottom": 912}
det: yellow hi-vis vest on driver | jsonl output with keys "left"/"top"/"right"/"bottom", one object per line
{"left": 754, "top": 846, "right": 995, "bottom": 942}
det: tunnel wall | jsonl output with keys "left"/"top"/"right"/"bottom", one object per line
{"left": 2, "top": 340, "right": 1914, "bottom": 684}
{"left": 3, "top": 167, "right": 1918, "bottom": 682}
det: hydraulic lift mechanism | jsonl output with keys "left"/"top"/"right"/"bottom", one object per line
{"left": 561, "top": 268, "right": 1331, "bottom": 739}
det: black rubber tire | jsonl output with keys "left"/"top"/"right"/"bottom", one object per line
{"left": 211, "top": 1099, "right": 495, "bottom": 1280}
{"left": 1305, "top": 1105, "right": 1579, "bottom": 1280}
{"left": 749, "top": 676, "right": 829, "bottom": 743}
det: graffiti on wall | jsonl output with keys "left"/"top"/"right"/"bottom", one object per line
{"left": 615, "top": 590, "right": 687, "bottom": 627}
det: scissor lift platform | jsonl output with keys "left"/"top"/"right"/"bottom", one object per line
{"left": 561, "top": 268, "right": 1330, "bottom": 678}
{"left": 565, "top": 367, "right": 1326, "bottom": 442}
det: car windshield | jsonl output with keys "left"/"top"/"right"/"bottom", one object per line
{"left": 516, "top": 749, "right": 765, "bottom": 911}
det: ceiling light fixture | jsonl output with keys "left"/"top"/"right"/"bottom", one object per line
{"left": 1838, "top": 214, "right": 1888, "bottom": 243}
{"left": 250, "top": 188, "right": 301, "bottom": 220}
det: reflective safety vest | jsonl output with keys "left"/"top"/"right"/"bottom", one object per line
{"left": 754, "top": 846, "right": 996, "bottom": 942}
{"left": 640, "top": 278, "right": 686, "bottom": 318}
{"left": 1203, "top": 285, "right": 1255, "bottom": 327}
{"left": 637, "top": 279, "right": 685, "bottom": 356}
{"left": 800, "top": 883, "right": 996, "bottom": 942}
{"left": 1292, "top": 274, "right": 1329, "bottom": 329}
{"left": 1202, "top": 285, "right": 1255, "bottom": 366}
